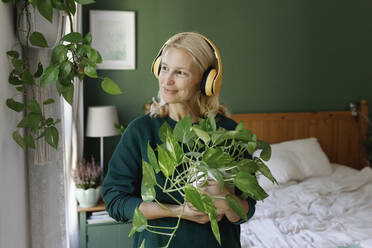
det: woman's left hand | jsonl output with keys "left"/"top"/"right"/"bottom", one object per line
{"left": 199, "top": 180, "right": 231, "bottom": 215}
{"left": 199, "top": 180, "right": 249, "bottom": 223}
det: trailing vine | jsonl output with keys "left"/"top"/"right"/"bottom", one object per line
{"left": 2, "top": 0, "right": 122, "bottom": 150}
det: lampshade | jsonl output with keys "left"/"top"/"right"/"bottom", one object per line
{"left": 86, "top": 106, "right": 120, "bottom": 137}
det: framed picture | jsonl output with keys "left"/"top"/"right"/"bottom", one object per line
{"left": 89, "top": 10, "right": 136, "bottom": 70}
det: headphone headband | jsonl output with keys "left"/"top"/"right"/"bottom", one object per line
{"left": 151, "top": 32, "right": 223, "bottom": 96}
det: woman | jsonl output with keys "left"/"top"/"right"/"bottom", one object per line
{"left": 102, "top": 32, "right": 256, "bottom": 248}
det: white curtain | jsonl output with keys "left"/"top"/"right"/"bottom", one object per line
{"left": 63, "top": 4, "right": 84, "bottom": 248}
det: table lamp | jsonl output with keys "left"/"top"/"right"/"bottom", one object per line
{"left": 86, "top": 106, "right": 120, "bottom": 169}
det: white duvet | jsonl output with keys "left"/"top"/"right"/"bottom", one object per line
{"left": 241, "top": 164, "right": 372, "bottom": 248}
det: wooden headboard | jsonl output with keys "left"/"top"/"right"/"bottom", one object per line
{"left": 231, "top": 100, "right": 369, "bottom": 170}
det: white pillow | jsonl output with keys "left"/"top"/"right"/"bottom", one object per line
{"left": 255, "top": 137, "right": 333, "bottom": 190}
{"left": 272, "top": 137, "right": 333, "bottom": 178}
{"left": 255, "top": 147, "right": 305, "bottom": 190}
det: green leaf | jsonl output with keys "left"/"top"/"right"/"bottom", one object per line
{"left": 209, "top": 213, "right": 221, "bottom": 245}
{"left": 27, "top": 113, "right": 42, "bottom": 131}
{"left": 202, "top": 147, "right": 233, "bottom": 169}
{"left": 208, "top": 110, "right": 217, "bottom": 131}
{"left": 62, "top": 83, "right": 74, "bottom": 105}
{"left": 236, "top": 159, "right": 259, "bottom": 174}
{"left": 7, "top": 50, "right": 19, "bottom": 58}
{"left": 40, "top": 66, "right": 59, "bottom": 87}
{"left": 207, "top": 168, "right": 224, "bottom": 189}
{"left": 255, "top": 157, "right": 277, "bottom": 184}
{"left": 51, "top": 45, "right": 68, "bottom": 65}
{"left": 29, "top": 0, "right": 37, "bottom": 7}
{"left": 6, "top": 98, "right": 24, "bottom": 112}
{"left": 24, "top": 134, "right": 36, "bottom": 149}
{"left": 101, "top": 77, "right": 122, "bottom": 95}
{"left": 17, "top": 118, "right": 28, "bottom": 128}
{"left": 84, "top": 64, "right": 97, "bottom": 78}
{"left": 147, "top": 142, "right": 160, "bottom": 173}
{"left": 165, "top": 129, "right": 183, "bottom": 164}
{"left": 12, "top": 58, "right": 23, "bottom": 72}
{"left": 141, "top": 182, "right": 156, "bottom": 203}
{"left": 201, "top": 192, "right": 220, "bottom": 244}
{"left": 16, "top": 86, "right": 25, "bottom": 93}
{"left": 12, "top": 130, "right": 26, "bottom": 150}
{"left": 51, "top": 0, "right": 67, "bottom": 10}
{"left": 234, "top": 171, "right": 268, "bottom": 200}
{"left": 43, "top": 98, "right": 55, "bottom": 105}
{"left": 96, "top": 50, "right": 103, "bottom": 63}
{"left": 45, "top": 126, "right": 59, "bottom": 149}
{"left": 59, "top": 61, "right": 72, "bottom": 79}
{"left": 27, "top": 99, "right": 42, "bottom": 114}
{"left": 184, "top": 185, "right": 205, "bottom": 212}
{"left": 192, "top": 127, "right": 211, "bottom": 144}
{"left": 157, "top": 145, "right": 175, "bottom": 178}
{"left": 158, "top": 121, "right": 172, "bottom": 143}
{"left": 173, "top": 115, "right": 192, "bottom": 143}
{"left": 29, "top": 32, "right": 48, "bottom": 47}
{"left": 83, "top": 32, "right": 92, "bottom": 45}
{"left": 225, "top": 194, "right": 247, "bottom": 222}
{"left": 66, "top": 0, "right": 76, "bottom": 15}
{"left": 256, "top": 140, "right": 271, "bottom": 161}
{"left": 235, "top": 122, "right": 245, "bottom": 132}
{"left": 142, "top": 161, "right": 157, "bottom": 187}
{"left": 75, "top": 0, "right": 95, "bottom": 4}
{"left": 246, "top": 141, "right": 257, "bottom": 155}
{"left": 87, "top": 48, "right": 99, "bottom": 63}
{"left": 128, "top": 207, "right": 147, "bottom": 237}
{"left": 37, "top": 0, "right": 53, "bottom": 23}
{"left": 21, "top": 71, "right": 35, "bottom": 85}
{"left": 46, "top": 118, "right": 54, "bottom": 126}
{"left": 8, "top": 73, "right": 23, "bottom": 85}
{"left": 139, "top": 240, "right": 145, "bottom": 248}
{"left": 61, "top": 32, "right": 84, "bottom": 43}
{"left": 34, "top": 62, "right": 43, "bottom": 78}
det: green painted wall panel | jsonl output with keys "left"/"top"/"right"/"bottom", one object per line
{"left": 83, "top": 0, "right": 372, "bottom": 165}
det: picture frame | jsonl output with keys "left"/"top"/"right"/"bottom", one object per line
{"left": 89, "top": 10, "right": 136, "bottom": 70}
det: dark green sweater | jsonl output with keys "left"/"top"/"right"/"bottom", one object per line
{"left": 102, "top": 114, "right": 256, "bottom": 248}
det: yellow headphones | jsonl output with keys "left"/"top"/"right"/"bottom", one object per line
{"left": 151, "top": 32, "right": 223, "bottom": 96}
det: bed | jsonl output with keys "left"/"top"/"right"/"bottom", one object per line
{"left": 230, "top": 99, "right": 372, "bottom": 248}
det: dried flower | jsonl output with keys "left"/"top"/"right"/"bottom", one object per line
{"left": 73, "top": 156, "right": 102, "bottom": 189}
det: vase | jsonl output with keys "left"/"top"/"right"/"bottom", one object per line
{"left": 75, "top": 186, "right": 102, "bottom": 208}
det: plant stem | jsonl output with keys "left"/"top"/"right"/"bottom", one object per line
{"left": 147, "top": 225, "right": 177, "bottom": 230}
{"left": 164, "top": 203, "right": 186, "bottom": 247}
{"left": 145, "top": 228, "right": 173, "bottom": 237}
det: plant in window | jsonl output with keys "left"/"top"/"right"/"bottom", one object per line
{"left": 129, "top": 113, "right": 276, "bottom": 247}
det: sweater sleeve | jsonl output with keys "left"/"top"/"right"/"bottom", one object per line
{"left": 101, "top": 122, "right": 144, "bottom": 222}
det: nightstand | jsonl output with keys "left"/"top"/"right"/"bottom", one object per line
{"left": 78, "top": 201, "right": 133, "bottom": 248}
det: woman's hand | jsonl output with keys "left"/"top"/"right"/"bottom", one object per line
{"left": 180, "top": 202, "right": 210, "bottom": 224}
{"left": 199, "top": 180, "right": 249, "bottom": 223}
{"left": 199, "top": 180, "right": 230, "bottom": 215}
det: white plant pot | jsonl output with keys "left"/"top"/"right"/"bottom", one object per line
{"left": 75, "top": 186, "right": 102, "bottom": 208}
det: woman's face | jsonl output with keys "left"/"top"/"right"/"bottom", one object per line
{"left": 158, "top": 47, "right": 202, "bottom": 105}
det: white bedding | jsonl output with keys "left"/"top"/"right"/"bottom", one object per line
{"left": 241, "top": 164, "right": 372, "bottom": 248}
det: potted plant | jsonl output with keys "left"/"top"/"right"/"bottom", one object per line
{"left": 129, "top": 113, "right": 276, "bottom": 247}
{"left": 73, "top": 156, "right": 103, "bottom": 208}
{"left": 2, "top": 0, "right": 122, "bottom": 151}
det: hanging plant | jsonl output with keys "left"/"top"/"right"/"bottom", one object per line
{"left": 2, "top": 0, "right": 122, "bottom": 150}
{"left": 129, "top": 112, "right": 276, "bottom": 247}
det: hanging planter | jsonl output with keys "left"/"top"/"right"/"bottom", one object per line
{"left": 3, "top": 0, "right": 123, "bottom": 156}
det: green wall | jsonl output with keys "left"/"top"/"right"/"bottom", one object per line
{"left": 83, "top": 0, "right": 372, "bottom": 166}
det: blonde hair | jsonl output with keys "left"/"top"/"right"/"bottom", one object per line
{"left": 150, "top": 32, "right": 229, "bottom": 118}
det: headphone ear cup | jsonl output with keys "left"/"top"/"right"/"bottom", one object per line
{"left": 152, "top": 55, "right": 162, "bottom": 79}
{"left": 201, "top": 67, "right": 217, "bottom": 96}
